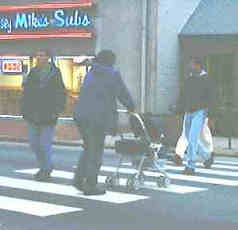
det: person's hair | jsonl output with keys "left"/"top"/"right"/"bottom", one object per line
{"left": 35, "top": 49, "right": 51, "bottom": 57}
{"left": 96, "top": 50, "right": 116, "bottom": 66}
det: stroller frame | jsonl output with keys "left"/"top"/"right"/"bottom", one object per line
{"left": 105, "top": 110, "right": 171, "bottom": 192}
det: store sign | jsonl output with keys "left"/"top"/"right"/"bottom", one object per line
{"left": 2, "top": 60, "right": 22, "bottom": 73}
{"left": 0, "top": 9, "right": 91, "bottom": 34}
{"left": 0, "top": 0, "right": 94, "bottom": 39}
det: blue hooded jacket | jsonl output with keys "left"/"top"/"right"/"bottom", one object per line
{"left": 73, "top": 63, "right": 135, "bottom": 134}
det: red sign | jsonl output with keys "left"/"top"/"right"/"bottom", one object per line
{"left": 2, "top": 60, "right": 22, "bottom": 73}
{"left": 0, "top": 0, "right": 95, "bottom": 40}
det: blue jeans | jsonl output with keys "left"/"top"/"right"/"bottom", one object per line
{"left": 27, "top": 123, "right": 55, "bottom": 172}
{"left": 184, "top": 109, "right": 208, "bottom": 169}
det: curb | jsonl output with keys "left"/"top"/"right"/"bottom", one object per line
{"left": 1, "top": 137, "right": 238, "bottom": 158}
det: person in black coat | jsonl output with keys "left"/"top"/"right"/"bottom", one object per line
{"left": 175, "top": 57, "right": 216, "bottom": 175}
{"left": 73, "top": 50, "right": 135, "bottom": 195}
{"left": 21, "top": 50, "right": 66, "bottom": 181}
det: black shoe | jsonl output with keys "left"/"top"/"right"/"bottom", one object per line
{"left": 203, "top": 152, "right": 214, "bottom": 169}
{"left": 73, "top": 182, "right": 84, "bottom": 191}
{"left": 83, "top": 185, "right": 106, "bottom": 196}
{"left": 34, "top": 169, "right": 52, "bottom": 181}
{"left": 73, "top": 177, "right": 86, "bottom": 191}
{"left": 173, "top": 154, "right": 183, "bottom": 166}
{"left": 183, "top": 167, "right": 195, "bottom": 176}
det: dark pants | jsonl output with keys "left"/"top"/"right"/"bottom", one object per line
{"left": 27, "top": 122, "right": 55, "bottom": 172}
{"left": 74, "top": 120, "right": 106, "bottom": 188}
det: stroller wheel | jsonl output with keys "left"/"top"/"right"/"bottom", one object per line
{"left": 105, "top": 176, "right": 118, "bottom": 188}
{"left": 126, "top": 174, "right": 141, "bottom": 192}
{"left": 157, "top": 176, "right": 171, "bottom": 188}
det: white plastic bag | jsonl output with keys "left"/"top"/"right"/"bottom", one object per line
{"left": 175, "top": 116, "right": 213, "bottom": 160}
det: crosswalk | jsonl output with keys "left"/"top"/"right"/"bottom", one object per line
{"left": 0, "top": 159, "right": 238, "bottom": 217}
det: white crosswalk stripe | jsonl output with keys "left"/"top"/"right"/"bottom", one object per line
{"left": 166, "top": 165, "right": 238, "bottom": 177}
{"left": 168, "top": 162, "right": 238, "bottom": 171}
{"left": 210, "top": 164, "right": 238, "bottom": 170}
{"left": 214, "top": 160, "right": 238, "bottom": 166}
{"left": 0, "top": 196, "right": 82, "bottom": 217}
{"left": 173, "top": 160, "right": 238, "bottom": 170}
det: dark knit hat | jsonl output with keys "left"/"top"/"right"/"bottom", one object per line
{"left": 96, "top": 50, "right": 116, "bottom": 66}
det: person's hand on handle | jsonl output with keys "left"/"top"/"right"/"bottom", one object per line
{"left": 128, "top": 109, "right": 135, "bottom": 114}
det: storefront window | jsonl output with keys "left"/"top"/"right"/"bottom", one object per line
{"left": 0, "top": 55, "right": 94, "bottom": 116}
{"left": 54, "top": 56, "right": 94, "bottom": 116}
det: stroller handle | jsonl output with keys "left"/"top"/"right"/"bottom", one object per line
{"left": 117, "top": 109, "right": 130, "bottom": 113}
{"left": 117, "top": 109, "right": 151, "bottom": 142}
{"left": 117, "top": 109, "right": 140, "bottom": 117}
{"left": 117, "top": 109, "right": 137, "bottom": 115}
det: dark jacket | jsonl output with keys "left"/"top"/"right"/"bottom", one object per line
{"left": 73, "top": 63, "right": 135, "bottom": 134}
{"left": 21, "top": 65, "right": 66, "bottom": 125}
{"left": 177, "top": 70, "right": 216, "bottom": 114}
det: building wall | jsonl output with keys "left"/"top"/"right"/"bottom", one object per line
{"left": 95, "top": 0, "right": 143, "bottom": 110}
{"left": 155, "top": 0, "right": 201, "bottom": 114}
{"left": 144, "top": 0, "right": 159, "bottom": 114}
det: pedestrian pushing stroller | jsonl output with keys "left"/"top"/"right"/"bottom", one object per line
{"left": 105, "top": 110, "right": 171, "bottom": 192}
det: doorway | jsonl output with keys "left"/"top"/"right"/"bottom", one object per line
{"left": 206, "top": 53, "right": 238, "bottom": 136}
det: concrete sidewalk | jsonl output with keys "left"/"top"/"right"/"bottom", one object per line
{"left": 62, "top": 135, "right": 238, "bottom": 157}
{"left": 42, "top": 135, "right": 238, "bottom": 157}
{"left": 213, "top": 136, "right": 238, "bottom": 156}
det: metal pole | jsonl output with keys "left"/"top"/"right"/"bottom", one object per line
{"left": 140, "top": 0, "right": 148, "bottom": 113}
{"left": 228, "top": 136, "right": 232, "bottom": 149}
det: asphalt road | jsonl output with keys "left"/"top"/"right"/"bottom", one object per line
{"left": 0, "top": 142, "right": 238, "bottom": 230}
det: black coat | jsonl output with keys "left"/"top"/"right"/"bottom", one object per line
{"left": 177, "top": 71, "right": 216, "bottom": 115}
{"left": 21, "top": 66, "right": 66, "bottom": 125}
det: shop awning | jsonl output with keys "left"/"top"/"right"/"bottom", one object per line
{"left": 180, "top": 0, "right": 238, "bottom": 37}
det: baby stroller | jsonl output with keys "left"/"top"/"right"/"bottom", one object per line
{"left": 105, "top": 110, "right": 171, "bottom": 192}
